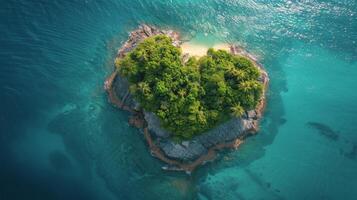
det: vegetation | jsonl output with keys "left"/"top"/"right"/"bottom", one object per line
{"left": 116, "top": 35, "right": 263, "bottom": 140}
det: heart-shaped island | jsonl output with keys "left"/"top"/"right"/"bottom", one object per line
{"left": 105, "top": 25, "right": 269, "bottom": 173}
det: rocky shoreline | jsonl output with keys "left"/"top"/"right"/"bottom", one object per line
{"left": 105, "top": 25, "right": 269, "bottom": 173}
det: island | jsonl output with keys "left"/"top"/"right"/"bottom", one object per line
{"left": 105, "top": 25, "right": 269, "bottom": 173}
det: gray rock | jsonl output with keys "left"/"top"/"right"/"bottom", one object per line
{"left": 182, "top": 141, "right": 189, "bottom": 147}
{"left": 146, "top": 116, "right": 254, "bottom": 160}
{"left": 246, "top": 110, "right": 257, "bottom": 119}
{"left": 182, "top": 53, "right": 190, "bottom": 63}
{"left": 195, "top": 118, "right": 246, "bottom": 148}
{"left": 117, "top": 24, "right": 181, "bottom": 59}
{"left": 159, "top": 140, "right": 207, "bottom": 160}
{"left": 112, "top": 75, "right": 138, "bottom": 109}
{"left": 144, "top": 112, "right": 171, "bottom": 138}
{"left": 141, "top": 24, "right": 153, "bottom": 36}
{"left": 241, "top": 118, "right": 256, "bottom": 131}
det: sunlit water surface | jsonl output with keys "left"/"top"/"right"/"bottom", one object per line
{"left": 0, "top": 0, "right": 356, "bottom": 199}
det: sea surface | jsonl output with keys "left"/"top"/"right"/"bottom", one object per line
{"left": 1, "top": 0, "right": 356, "bottom": 199}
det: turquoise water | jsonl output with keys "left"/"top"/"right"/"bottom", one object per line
{"left": 0, "top": 0, "right": 356, "bottom": 199}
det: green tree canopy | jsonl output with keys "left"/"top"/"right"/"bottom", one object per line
{"left": 116, "top": 35, "right": 263, "bottom": 140}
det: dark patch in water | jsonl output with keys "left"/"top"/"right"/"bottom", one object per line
{"left": 343, "top": 143, "right": 357, "bottom": 159}
{"left": 306, "top": 122, "right": 339, "bottom": 141}
{"left": 279, "top": 118, "right": 287, "bottom": 125}
{"left": 0, "top": 147, "right": 98, "bottom": 200}
{"left": 49, "top": 150, "right": 72, "bottom": 171}
{"left": 244, "top": 169, "right": 285, "bottom": 200}
{"left": 339, "top": 149, "right": 344, "bottom": 156}
{"left": 47, "top": 109, "right": 93, "bottom": 178}
{"left": 266, "top": 182, "right": 271, "bottom": 188}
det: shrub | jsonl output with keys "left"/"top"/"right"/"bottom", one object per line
{"left": 116, "top": 35, "right": 263, "bottom": 139}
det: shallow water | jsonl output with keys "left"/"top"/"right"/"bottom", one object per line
{"left": 0, "top": 0, "right": 356, "bottom": 199}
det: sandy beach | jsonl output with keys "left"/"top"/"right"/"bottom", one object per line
{"left": 181, "top": 42, "right": 231, "bottom": 57}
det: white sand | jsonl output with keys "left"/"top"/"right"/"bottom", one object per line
{"left": 181, "top": 42, "right": 230, "bottom": 57}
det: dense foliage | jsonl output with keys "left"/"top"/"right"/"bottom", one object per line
{"left": 116, "top": 35, "right": 263, "bottom": 139}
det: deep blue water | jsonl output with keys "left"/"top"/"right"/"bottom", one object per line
{"left": 1, "top": 0, "right": 356, "bottom": 199}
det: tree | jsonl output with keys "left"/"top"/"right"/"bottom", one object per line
{"left": 231, "top": 104, "right": 245, "bottom": 118}
{"left": 116, "top": 35, "right": 263, "bottom": 140}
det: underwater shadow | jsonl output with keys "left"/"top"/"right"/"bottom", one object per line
{"left": 306, "top": 122, "right": 339, "bottom": 141}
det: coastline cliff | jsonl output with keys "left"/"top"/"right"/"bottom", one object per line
{"left": 105, "top": 24, "right": 269, "bottom": 173}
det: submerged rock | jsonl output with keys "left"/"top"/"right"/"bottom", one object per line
{"left": 307, "top": 122, "right": 339, "bottom": 141}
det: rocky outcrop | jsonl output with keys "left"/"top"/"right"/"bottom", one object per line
{"left": 144, "top": 111, "right": 171, "bottom": 138}
{"left": 117, "top": 24, "right": 181, "bottom": 59}
{"left": 148, "top": 112, "right": 260, "bottom": 161}
{"left": 112, "top": 24, "right": 181, "bottom": 111}
{"left": 108, "top": 25, "right": 269, "bottom": 170}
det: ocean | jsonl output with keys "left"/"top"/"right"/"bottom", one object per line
{"left": 0, "top": 0, "right": 356, "bottom": 199}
